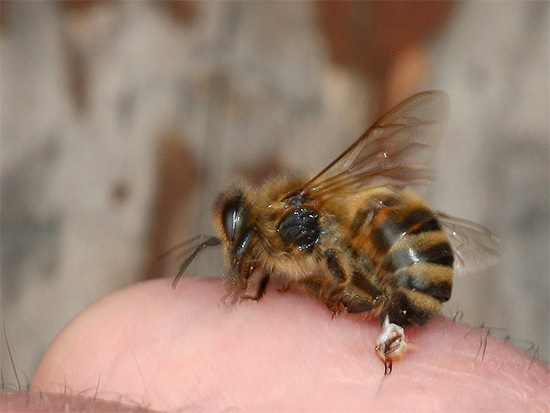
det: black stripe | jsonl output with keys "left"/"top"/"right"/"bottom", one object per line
{"left": 420, "top": 281, "right": 452, "bottom": 302}
{"left": 400, "top": 208, "right": 437, "bottom": 233}
{"left": 409, "top": 217, "right": 441, "bottom": 235}
{"left": 370, "top": 208, "right": 437, "bottom": 253}
{"left": 393, "top": 270, "right": 452, "bottom": 302}
{"left": 385, "top": 242, "right": 454, "bottom": 272}
{"left": 385, "top": 292, "right": 434, "bottom": 327}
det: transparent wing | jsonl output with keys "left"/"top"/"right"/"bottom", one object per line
{"left": 436, "top": 212, "right": 505, "bottom": 276}
{"left": 284, "top": 91, "right": 450, "bottom": 202}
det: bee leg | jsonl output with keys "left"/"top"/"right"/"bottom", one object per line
{"left": 300, "top": 276, "right": 343, "bottom": 316}
{"left": 324, "top": 250, "right": 366, "bottom": 316}
{"left": 375, "top": 315, "right": 418, "bottom": 375}
{"left": 324, "top": 290, "right": 343, "bottom": 318}
{"left": 332, "top": 272, "right": 382, "bottom": 314}
{"left": 240, "top": 273, "right": 270, "bottom": 302}
{"left": 333, "top": 292, "right": 379, "bottom": 314}
{"left": 325, "top": 249, "right": 346, "bottom": 283}
{"left": 277, "top": 281, "right": 291, "bottom": 292}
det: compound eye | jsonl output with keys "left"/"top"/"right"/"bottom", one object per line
{"left": 222, "top": 196, "right": 245, "bottom": 241}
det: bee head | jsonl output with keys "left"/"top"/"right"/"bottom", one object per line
{"left": 215, "top": 188, "right": 254, "bottom": 259}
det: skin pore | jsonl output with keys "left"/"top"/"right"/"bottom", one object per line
{"left": 3, "top": 277, "right": 549, "bottom": 411}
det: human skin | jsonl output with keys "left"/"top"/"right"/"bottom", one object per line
{"left": 11, "top": 277, "right": 549, "bottom": 411}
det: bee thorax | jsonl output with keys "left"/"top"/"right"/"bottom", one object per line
{"left": 277, "top": 207, "right": 321, "bottom": 251}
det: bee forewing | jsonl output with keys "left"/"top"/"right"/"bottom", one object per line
{"left": 436, "top": 212, "right": 505, "bottom": 276}
{"left": 288, "top": 91, "right": 450, "bottom": 201}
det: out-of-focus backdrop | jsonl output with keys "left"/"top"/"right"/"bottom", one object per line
{"left": 1, "top": 1, "right": 548, "bottom": 384}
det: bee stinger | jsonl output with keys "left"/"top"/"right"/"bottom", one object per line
{"left": 172, "top": 90, "right": 505, "bottom": 375}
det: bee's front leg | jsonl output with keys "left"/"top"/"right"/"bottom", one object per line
{"left": 240, "top": 272, "right": 270, "bottom": 302}
{"left": 375, "top": 315, "right": 418, "bottom": 375}
{"left": 299, "top": 276, "right": 343, "bottom": 315}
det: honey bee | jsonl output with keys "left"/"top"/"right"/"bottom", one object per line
{"left": 172, "top": 90, "right": 504, "bottom": 375}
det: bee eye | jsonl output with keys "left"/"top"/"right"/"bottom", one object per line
{"left": 222, "top": 196, "right": 246, "bottom": 241}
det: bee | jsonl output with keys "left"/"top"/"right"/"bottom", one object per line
{"left": 172, "top": 90, "right": 504, "bottom": 375}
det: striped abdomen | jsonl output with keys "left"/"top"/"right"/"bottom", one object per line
{"left": 354, "top": 200, "right": 454, "bottom": 326}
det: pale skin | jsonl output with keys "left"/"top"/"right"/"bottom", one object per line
{"left": 3, "top": 277, "right": 548, "bottom": 411}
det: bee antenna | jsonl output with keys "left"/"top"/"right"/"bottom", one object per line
{"left": 156, "top": 235, "right": 208, "bottom": 262}
{"left": 172, "top": 236, "right": 221, "bottom": 289}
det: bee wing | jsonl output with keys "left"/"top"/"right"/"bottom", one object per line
{"left": 284, "top": 91, "right": 449, "bottom": 201}
{"left": 436, "top": 212, "right": 505, "bottom": 276}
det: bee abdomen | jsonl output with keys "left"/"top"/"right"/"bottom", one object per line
{"left": 383, "top": 228, "right": 454, "bottom": 285}
{"left": 352, "top": 202, "right": 455, "bottom": 325}
{"left": 389, "top": 263, "right": 453, "bottom": 302}
{"left": 383, "top": 237, "right": 454, "bottom": 325}
{"left": 373, "top": 210, "right": 454, "bottom": 326}
{"left": 383, "top": 237, "right": 454, "bottom": 273}
{"left": 386, "top": 289, "right": 444, "bottom": 326}
{"left": 369, "top": 207, "right": 441, "bottom": 253}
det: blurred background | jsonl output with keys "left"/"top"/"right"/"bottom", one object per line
{"left": 1, "top": 1, "right": 548, "bottom": 385}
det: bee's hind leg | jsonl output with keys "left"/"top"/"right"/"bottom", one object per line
{"left": 375, "top": 315, "right": 418, "bottom": 375}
